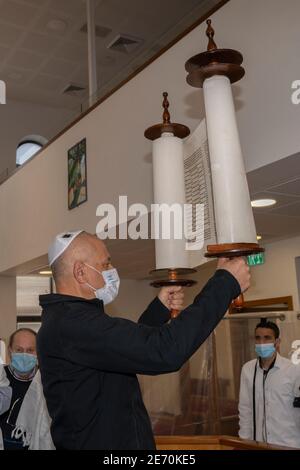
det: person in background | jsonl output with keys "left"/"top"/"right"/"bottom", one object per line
{"left": 238, "top": 320, "right": 300, "bottom": 448}
{"left": 38, "top": 230, "right": 250, "bottom": 450}
{"left": 0, "top": 329, "right": 38, "bottom": 450}
{"left": 0, "top": 365, "right": 12, "bottom": 415}
{"left": 0, "top": 364, "right": 12, "bottom": 451}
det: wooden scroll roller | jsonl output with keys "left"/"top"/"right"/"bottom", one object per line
{"left": 150, "top": 268, "right": 197, "bottom": 319}
{"left": 233, "top": 293, "right": 244, "bottom": 311}
{"left": 144, "top": 91, "right": 190, "bottom": 141}
{"left": 185, "top": 20, "right": 264, "bottom": 310}
{"left": 145, "top": 93, "right": 194, "bottom": 318}
{"left": 205, "top": 245, "right": 263, "bottom": 309}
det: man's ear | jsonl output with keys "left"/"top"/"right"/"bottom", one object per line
{"left": 73, "top": 261, "right": 87, "bottom": 284}
{"left": 275, "top": 338, "right": 281, "bottom": 351}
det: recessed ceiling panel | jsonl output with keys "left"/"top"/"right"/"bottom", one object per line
{"left": 40, "top": 58, "right": 79, "bottom": 78}
{"left": 7, "top": 49, "right": 44, "bottom": 69}
{"left": 29, "top": 73, "right": 64, "bottom": 92}
{"left": 0, "top": 0, "right": 37, "bottom": 27}
{"left": 22, "top": 32, "right": 61, "bottom": 55}
{"left": 269, "top": 201, "right": 300, "bottom": 218}
{"left": 0, "top": 22, "right": 22, "bottom": 46}
{"left": 267, "top": 178, "right": 300, "bottom": 197}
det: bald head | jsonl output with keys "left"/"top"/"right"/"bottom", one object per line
{"left": 52, "top": 232, "right": 112, "bottom": 298}
{"left": 9, "top": 328, "right": 37, "bottom": 355}
{"left": 52, "top": 232, "right": 97, "bottom": 279}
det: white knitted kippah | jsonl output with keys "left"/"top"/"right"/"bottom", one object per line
{"left": 48, "top": 230, "right": 83, "bottom": 266}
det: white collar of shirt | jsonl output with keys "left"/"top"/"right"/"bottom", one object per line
{"left": 258, "top": 352, "right": 280, "bottom": 371}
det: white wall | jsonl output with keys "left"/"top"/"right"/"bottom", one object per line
{"left": 0, "top": 276, "right": 16, "bottom": 342}
{"left": 179, "top": 234, "right": 300, "bottom": 313}
{"left": 244, "top": 235, "right": 300, "bottom": 311}
{"left": 1, "top": 0, "right": 300, "bottom": 273}
{"left": 296, "top": 257, "right": 300, "bottom": 307}
{"left": 219, "top": 0, "right": 300, "bottom": 172}
{"left": 185, "top": 235, "right": 300, "bottom": 313}
{"left": 0, "top": 100, "right": 75, "bottom": 178}
{"left": 17, "top": 276, "right": 51, "bottom": 315}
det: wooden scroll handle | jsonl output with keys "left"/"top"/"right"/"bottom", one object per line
{"left": 150, "top": 268, "right": 197, "bottom": 320}
{"left": 205, "top": 243, "right": 264, "bottom": 313}
{"left": 169, "top": 271, "right": 180, "bottom": 318}
{"left": 232, "top": 293, "right": 244, "bottom": 310}
{"left": 169, "top": 272, "right": 181, "bottom": 319}
{"left": 170, "top": 309, "right": 180, "bottom": 319}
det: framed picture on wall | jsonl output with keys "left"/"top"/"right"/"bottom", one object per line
{"left": 68, "top": 138, "right": 87, "bottom": 210}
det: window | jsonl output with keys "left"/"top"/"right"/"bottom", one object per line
{"left": 16, "top": 141, "right": 43, "bottom": 166}
{"left": 16, "top": 135, "right": 48, "bottom": 167}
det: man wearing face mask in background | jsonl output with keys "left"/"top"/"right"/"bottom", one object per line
{"left": 0, "top": 329, "right": 38, "bottom": 450}
{"left": 38, "top": 230, "right": 250, "bottom": 450}
{"left": 239, "top": 320, "right": 300, "bottom": 448}
{"left": 0, "top": 365, "right": 12, "bottom": 451}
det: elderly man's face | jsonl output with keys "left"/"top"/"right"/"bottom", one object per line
{"left": 10, "top": 331, "right": 36, "bottom": 356}
{"left": 84, "top": 237, "right": 113, "bottom": 290}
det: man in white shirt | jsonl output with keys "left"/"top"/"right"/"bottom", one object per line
{"left": 0, "top": 364, "right": 12, "bottom": 451}
{"left": 0, "top": 365, "right": 12, "bottom": 415}
{"left": 238, "top": 320, "right": 300, "bottom": 448}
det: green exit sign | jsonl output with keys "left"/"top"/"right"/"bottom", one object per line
{"left": 247, "top": 252, "right": 265, "bottom": 266}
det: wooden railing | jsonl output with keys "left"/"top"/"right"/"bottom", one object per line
{"left": 155, "top": 435, "right": 297, "bottom": 450}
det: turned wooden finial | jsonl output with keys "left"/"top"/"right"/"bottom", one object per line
{"left": 162, "top": 92, "right": 171, "bottom": 124}
{"left": 206, "top": 19, "right": 217, "bottom": 51}
{"left": 185, "top": 18, "right": 245, "bottom": 86}
{"left": 144, "top": 92, "right": 190, "bottom": 140}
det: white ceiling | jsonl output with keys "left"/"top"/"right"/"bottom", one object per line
{"left": 1, "top": 0, "right": 299, "bottom": 278}
{"left": 0, "top": 0, "right": 220, "bottom": 110}
{"left": 247, "top": 152, "right": 300, "bottom": 243}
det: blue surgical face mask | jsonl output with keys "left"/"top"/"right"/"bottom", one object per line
{"left": 85, "top": 264, "right": 120, "bottom": 305}
{"left": 11, "top": 353, "right": 37, "bottom": 374}
{"left": 255, "top": 343, "right": 276, "bottom": 359}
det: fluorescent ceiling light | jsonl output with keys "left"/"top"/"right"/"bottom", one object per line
{"left": 251, "top": 198, "right": 277, "bottom": 208}
{"left": 39, "top": 271, "right": 52, "bottom": 275}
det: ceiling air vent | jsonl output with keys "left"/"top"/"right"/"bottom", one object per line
{"left": 107, "top": 34, "right": 143, "bottom": 54}
{"left": 80, "top": 23, "right": 112, "bottom": 38}
{"left": 62, "top": 83, "right": 86, "bottom": 97}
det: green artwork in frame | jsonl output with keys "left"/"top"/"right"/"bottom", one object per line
{"left": 68, "top": 138, "right": 87, "bottom": 210}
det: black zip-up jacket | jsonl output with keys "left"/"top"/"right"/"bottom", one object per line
{"left": 37, "top": 269, "right": 240, "bottom": 450}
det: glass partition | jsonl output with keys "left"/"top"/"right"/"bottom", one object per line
{"left": 140, "top": 311, "right": 300, "bottom": 436}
